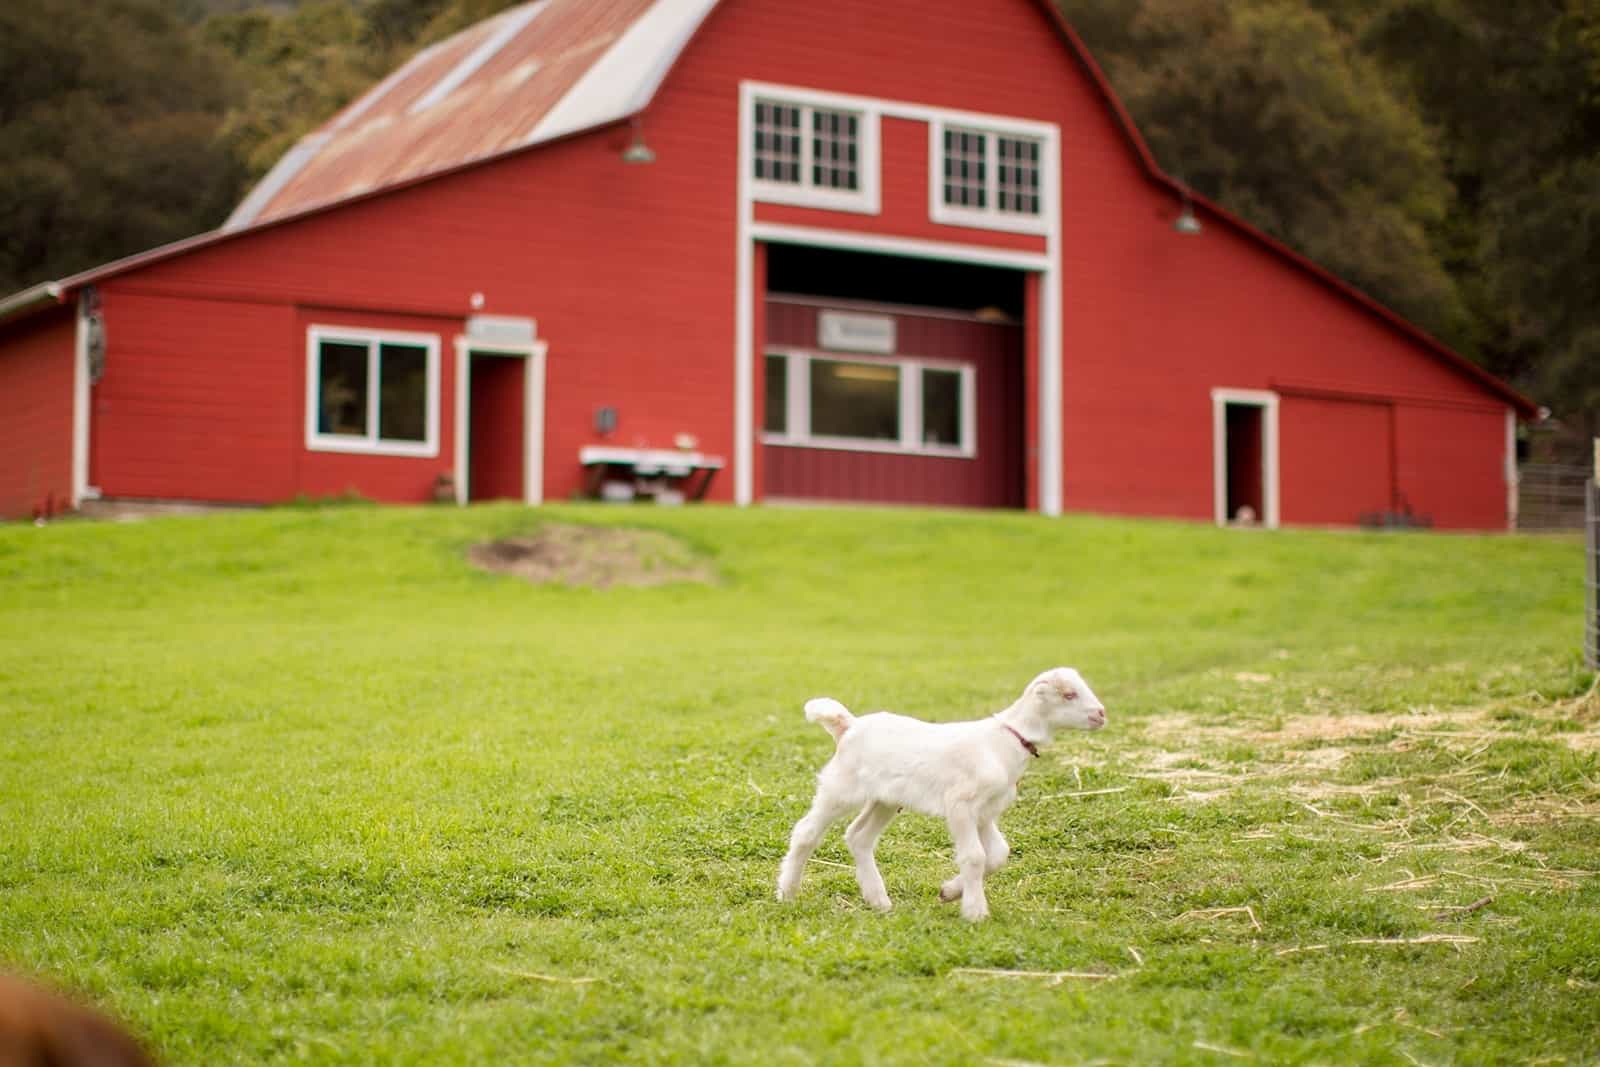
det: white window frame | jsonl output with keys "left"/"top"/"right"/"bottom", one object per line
{"left": 305, "top": 325, "right": 441, "bottom": 457}
{"left": 761, "top": 348, "right": 976, "bottom": 458}
{"left": 929, "top": 118, "right": 1051, "bottom": 236}
{"left": 748, "top": 87, "right": 881, "bottom": 215}
{"left": 1211, "top": 388, "right": 1280, "bottom": 529}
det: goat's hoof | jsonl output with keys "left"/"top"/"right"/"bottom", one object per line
{"left": 939, "top": 882, "right": 962, "bottom": 903}
{"left": 867, "top": 896, "right": 892, "bottom": 912}
{"left": 961, "top": 908, "right": 990, "bottom": 923}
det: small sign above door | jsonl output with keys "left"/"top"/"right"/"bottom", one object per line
{"left": 818, "top": 310, "right": 895, "bottom": 354}
{"left": 466, "top": 315, "right": 537, "bottom": 347}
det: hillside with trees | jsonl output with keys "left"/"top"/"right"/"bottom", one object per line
{"left": 2, "top": 0, "right": 1594, "bottom": 434}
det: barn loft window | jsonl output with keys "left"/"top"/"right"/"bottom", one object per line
{"left": 931, "top": 120, "right": 1049, "bottom": 234}
{"left": 762, "top": 350, "right": 975, "bottom": 457}
{"left": 306, "top": 326, "right": 440, "bottom": 457}
{"left": 748, "top": 88, "right": 879, "bottom": 214}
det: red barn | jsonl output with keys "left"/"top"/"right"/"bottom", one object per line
{"left": 0, "top": 0, "right": 1536, "bottom": 527}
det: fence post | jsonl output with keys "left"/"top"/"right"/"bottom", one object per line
{"left": 1588, "top": 440, "right": 1600, "bottom": 668}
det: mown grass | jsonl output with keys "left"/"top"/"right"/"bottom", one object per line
{"left": 0, "top": 503, "right": 1595, "bottom": 1066}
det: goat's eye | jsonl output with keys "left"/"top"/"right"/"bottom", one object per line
{"left": 1063, "top": 689, "right": 1078, "bottom": 700}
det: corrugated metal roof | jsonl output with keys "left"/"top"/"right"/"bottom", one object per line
{"left": 224, "top": 0, "right": 719, "bottom": 230}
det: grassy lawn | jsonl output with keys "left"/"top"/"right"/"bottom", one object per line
{"left": 1, "top": 503, "right": 1595, "bottom": 1065}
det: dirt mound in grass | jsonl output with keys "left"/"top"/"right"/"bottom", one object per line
{"left": 467, "top": 523, "right": 713, "bottom": 588}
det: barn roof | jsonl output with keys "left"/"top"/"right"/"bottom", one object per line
{"left": 0, "top": 0, "right": 1539, "bottom": 416}
{"left": 226, "top": 0, "right": 718, "bottom": 229}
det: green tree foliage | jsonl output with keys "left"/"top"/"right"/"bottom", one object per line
{"left": 1354, "top": 0, "right": 1600, "bottom": 424}
{"left": 203, "top": 2, "right": 381, "bottom": 180}
{"left": 1061, "top": 0, "right": 1472, "bottom": 354}
{"left": 0, "top": 0, "right": 245, "bottom": 294}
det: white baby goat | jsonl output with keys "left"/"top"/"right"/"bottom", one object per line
{"left": 776, "top": 667, "right": 1106, "bottom": 922}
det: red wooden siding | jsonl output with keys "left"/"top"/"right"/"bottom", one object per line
{"left": 90, "top": 290, "right": 298, "bottom": 504}
{"left": 1279, "top": 395, "right": 1394, "bottom": 526}
{"left": 0, "top": 308, "right": 74, "bottom": 520}
{"left": 763, "top": 299, "right": 1023, "bottom": 508}
{"left": 1392, "top": 404, "right": 1507, "bottom": 529}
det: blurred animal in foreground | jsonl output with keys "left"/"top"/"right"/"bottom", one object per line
{"left": 0, "top": 973, "right": 154, "bottom": 1067}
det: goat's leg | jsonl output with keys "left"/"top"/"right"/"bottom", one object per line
{"left": 946, "top": 808, "right": 990, "bottom": 921}
{"left": 844, "top": 802, "right": 898, "bottom": 911}
{"left": 777, "top": 793, "right": 851, "bottom": 901}
{"left": 940, "top": 819, "right": 1009, "bottom": 902}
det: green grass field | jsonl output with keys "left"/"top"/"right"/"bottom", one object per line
{"left": 1, "top": 504, "right": 1596, "bottom": 1065}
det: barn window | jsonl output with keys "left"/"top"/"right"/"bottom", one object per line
{"left": 748, "top": 87, "right": 879, "bottom": 213}
{"left": 753, "top": 101, "right": 802, "bottom": 184}
{"left": 996, "top": 136, "right": 1041, "bottom": 215}
{"left": 931, "top": 120, "right": 1049, "bottom": 233}
{"left": 306, "top": 326, "right": 440, "bottom": 457}
{"left": 762, "top": 350, "right": 974, "bottom": 457}
{"left": 942, "top": 129, "right": 988, "bottom": 209}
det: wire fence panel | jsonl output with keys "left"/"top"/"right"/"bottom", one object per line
{"left": 1587, "top": 479, "right": 1599, "bottom": 668}
{"left": 1520, "top": 463, "right": 1592, "bottom": 531}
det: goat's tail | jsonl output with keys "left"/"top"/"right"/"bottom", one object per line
{"left": 804, "top": 697, "right": 855, "bottom": 742}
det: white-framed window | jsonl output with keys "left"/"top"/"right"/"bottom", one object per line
{"left": 762, "top": 349, "right": 975, "bottom": 457}
{"left": 305, "top": 325, "right": 440, "bottom": 456}
{"left": 930, "top": 120, "right": 1049, "bottom": 234}
{"left": 748, "top": 87, "right": 880, "bottom": 214}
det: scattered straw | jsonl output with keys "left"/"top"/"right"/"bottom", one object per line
{"left": 949, "top": 967, "right": 1116, "bottom": 986}
{"left": 1193, "top": 1039, "right": 1255, "bottom": 1059}
{"left": 1275, "top": 934, "right": 1479, "bottom": 957}
{"left": 1433, "top": 895, "right": 1494, "bottom": 920}
{"left": 1035, "top": 786, "right": 1130, "bottom": 800}
{"left": 1175, "top": 906, "right": 1262, "bottom": 931}
{"left": 490, "top": 966, "right": 603, "bottom": 985}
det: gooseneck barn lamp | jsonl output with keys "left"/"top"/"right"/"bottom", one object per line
{"left": 1173, "top": 183, "right": 1203, "bottom": 235}
{"left": 622, "top": 116, "right": 656, "bottom": 164}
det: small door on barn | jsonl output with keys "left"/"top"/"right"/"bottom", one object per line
{"left": 466, "top": 351, "right": 526, "bottom": 502}
{"left": 1212, "top": 390, "right": 1279, "bottom": 527}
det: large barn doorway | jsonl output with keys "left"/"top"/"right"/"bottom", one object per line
{"left": 762, "top": 245, "right": 1027, "bottom": 509}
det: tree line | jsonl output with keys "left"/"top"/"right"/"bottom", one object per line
{"left": 2, "top": 0, "right": 1594, "bottom": 436}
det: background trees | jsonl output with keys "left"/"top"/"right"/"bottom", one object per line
{"left": 1, "top": 0, "right": 1593, "bottom": 433}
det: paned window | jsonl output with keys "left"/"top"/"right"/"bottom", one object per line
{"left": 996, "top": 136, "right": 1041, "bottom": 215}
{"left": 933, "top": 121, "right": 1048, "bottom": 231}
{"left": 810, "top": 109, "right": 859, "bottom": 191}
{"left": 753, "top": 101, "right": 802, "bottom": 183}
{"left": 942, "top": 129, "right": 988, "bottom": 209}
{"left": 749, "top": 90, "right": 877, "bottom": 212}
{"left": 306, "top": 327, "right": 439, "bottom": 456}
{"left": 763, "top": 351, "right": 974, "bottom": 457}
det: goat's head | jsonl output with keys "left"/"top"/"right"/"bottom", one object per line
{"left": 1025, "top": 667, "right": 1107, "bottom": 731}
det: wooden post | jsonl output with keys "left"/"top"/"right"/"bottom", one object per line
{"left": 1587, "top": 440, "right": 1599, "bottom": 667}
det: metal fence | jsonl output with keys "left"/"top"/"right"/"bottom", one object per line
{"left": 1588, "top": 479, "right": 1600, "bottom": 668}
{"left": 1520, "top": 463, "right": 1592, "bottom": 531}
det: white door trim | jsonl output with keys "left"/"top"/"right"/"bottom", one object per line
{"left": 453, "top": 337, "right": 548, "bottom": 505}
{"left": 72, "top": 299, "right": 91, "bottom": 506}
{"left": 1211, "top": 388, "right": 1280, "bottom": 529}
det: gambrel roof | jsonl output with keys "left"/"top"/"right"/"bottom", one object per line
{"left": 0, "top": 0, "right": 1541, "bottom": 416}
